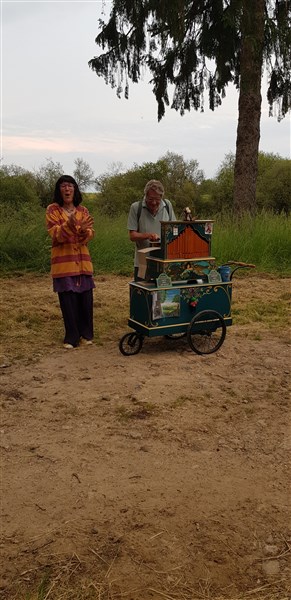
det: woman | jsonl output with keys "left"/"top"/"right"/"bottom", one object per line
{"left": 46, "top": 175, "right": 95, "bottom": 349}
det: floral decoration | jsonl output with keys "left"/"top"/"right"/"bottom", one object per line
{"left": 181, "top": 286, "right": 211, "bottom": 309}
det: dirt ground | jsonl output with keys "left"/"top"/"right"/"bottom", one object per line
{"left": 0, "top": 275, "right": 290, "bottom": 599}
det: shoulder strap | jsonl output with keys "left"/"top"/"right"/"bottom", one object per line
{"left": 137, "top": 199, "right": 170, "bottom": 230}
{"left": 164, "top": 199, "right": 170, "bottom": 217}
{"left": 137, "top": 200, "right": 143, "bottom": 231}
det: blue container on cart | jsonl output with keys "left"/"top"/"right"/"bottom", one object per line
{"left": 218, "top": 265, "right": 231, "bottom": 282}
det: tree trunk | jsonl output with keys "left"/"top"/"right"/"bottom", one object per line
{"left": 233, "top": 0, "right": 265, "bottom": 216}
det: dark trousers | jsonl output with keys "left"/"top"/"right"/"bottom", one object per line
{"left": 58, "top": 289, "right": 93, "bottom": 346}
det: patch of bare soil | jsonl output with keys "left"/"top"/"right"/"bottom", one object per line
{"left": 0, "top": 276, "right": 290, "bottom": 599}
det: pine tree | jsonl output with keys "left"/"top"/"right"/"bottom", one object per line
{"left": 89, "top": 0, "right": 291, "bottom": 214}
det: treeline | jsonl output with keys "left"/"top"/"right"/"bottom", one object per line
{"left": 0, "top": 150, "right": 290, "bottom": 220}
{"left": 0, "top": 157, "right": 95, "bottom": 221}
{"left": 97, "top": 151, "right": 290, "bottom": 216}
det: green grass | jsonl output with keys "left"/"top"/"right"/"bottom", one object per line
{"left": 89, "top": 212, "right": 133, "bottom": 275}
{"left": 233, "top": 298, "right": 290, "bottom": 326}
{"left": 0, "top": 209, "right": 290, "bottom": 276}
{"left": 0, "top": 219, "right": 51, "bottom": 273}
{"left": 212, "top": 211, "right": 291, "bottom": 275}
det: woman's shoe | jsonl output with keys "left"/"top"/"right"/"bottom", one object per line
{"left": 63, "top": 343, "right": 74, "bottom": 349}
{"left": 80, "top": 338, "right": 93, "bottom": 346}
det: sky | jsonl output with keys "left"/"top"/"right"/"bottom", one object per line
{"left": 1, "top": 0, "right": 290, "bottom": 183}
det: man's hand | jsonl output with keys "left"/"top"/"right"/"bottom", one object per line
{"left": 129, "top": 230, "right": 160, "bottom": 243}
{"left": 148, "top": 233, "right": 160, "bottom": 241}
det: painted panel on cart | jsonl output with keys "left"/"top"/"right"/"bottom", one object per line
{"left": 152, "top": 289, "right": 180, "bottom": 320}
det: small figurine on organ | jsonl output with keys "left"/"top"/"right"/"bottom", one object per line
{"left": 181, "top": 207, "right": 195, "bottom": 221}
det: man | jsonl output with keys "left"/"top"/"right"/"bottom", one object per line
{"left": 127, "top": 180, "right": 176, "bottom": 280}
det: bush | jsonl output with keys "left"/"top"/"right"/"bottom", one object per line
{"left": 0, "top": 175, "right": 40, "bottom": 221}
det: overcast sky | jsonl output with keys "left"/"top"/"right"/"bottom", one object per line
{"left": 1, "top": 0, "right": 290, "bottom": 182}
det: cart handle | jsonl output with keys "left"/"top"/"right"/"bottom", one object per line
{"left": 226, "top": 261, "right": 256, "bottom": 281}
{"left": 226, "top": 261, "right": 256, "bottom": 268}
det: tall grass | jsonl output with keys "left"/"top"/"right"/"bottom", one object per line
{"left": 0, "top": 209, "right": 290, "bottom": 276}
{"left": 212, "top": 211, "right": 291, "bottom": 275}
{"left": 0, "top": 218, "right": 51, "bottom": 273}
{"left": 89, "top": 212, "right": 133, "bottom": 275}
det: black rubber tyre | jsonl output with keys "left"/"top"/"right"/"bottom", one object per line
{"left": 187, "top": 310, "right": 226, "bottom": 355}
{"left": 119, "top": 332, "right": 144, "bottom": 356}
{"left": 165, "top": 332, "right": 187, "bottom": 340}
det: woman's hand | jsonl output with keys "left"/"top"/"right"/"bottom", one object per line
{"left": 80, "top": 214, "right": 94, "bottom": 231}
{"left": 67, "top": 212, "right": 77, "bottom": 229}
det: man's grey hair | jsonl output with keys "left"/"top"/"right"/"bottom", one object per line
{"left": 144, "top": 180, "right": 164, "bottom": 198}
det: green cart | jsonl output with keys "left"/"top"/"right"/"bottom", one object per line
{"left": 119, "top": 220, "right": 254, "bottom": 356}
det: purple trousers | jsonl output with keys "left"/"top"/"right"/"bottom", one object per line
{"left": 58, "top": 289, "right": 93, "bottom": 347}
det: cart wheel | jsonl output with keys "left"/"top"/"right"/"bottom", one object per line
{"left": 187, "top": 310, "right": 226, "bottom": 355}
{"left": 165, "top": 332, "right": 186, "bottom": 340}
{"left": 119, "top": 332, "right": 144, "bottom": 356}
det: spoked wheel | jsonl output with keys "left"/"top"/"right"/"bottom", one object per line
{"left": 165, "top": 332, "right": 187, "bottom": 340}
{"left": 119, "top": 332, "right": 144, "bottom": 356}
{"left": 187, "top": 310, "right": 226, "bottom": 355}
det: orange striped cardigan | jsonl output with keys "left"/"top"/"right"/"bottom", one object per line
{"left": 46, "top": 203, "right": 94, "bottom": 278}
